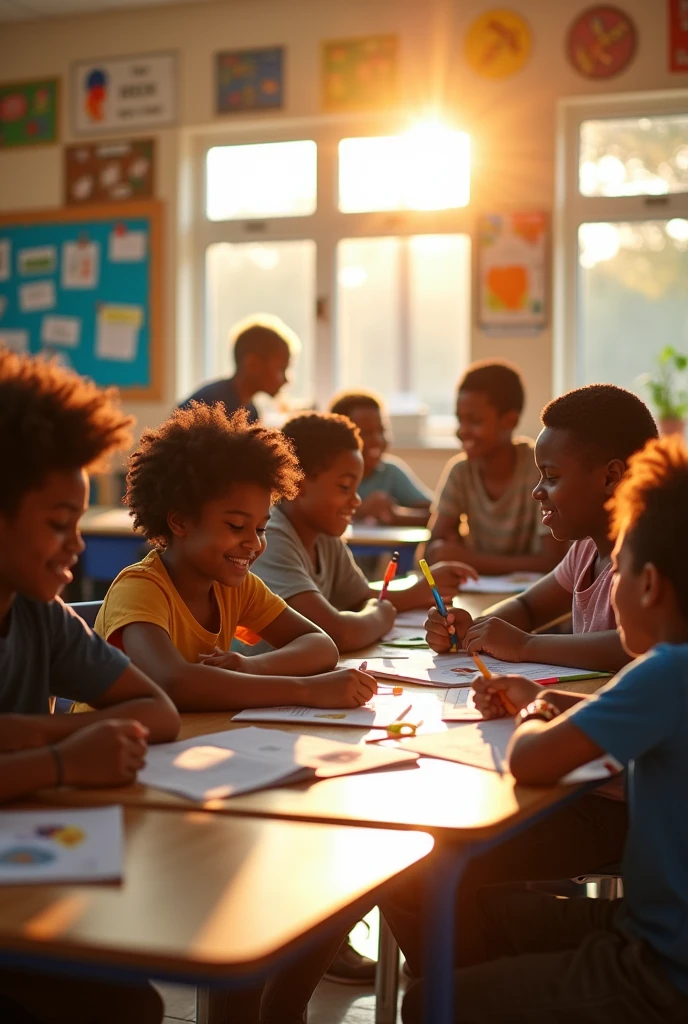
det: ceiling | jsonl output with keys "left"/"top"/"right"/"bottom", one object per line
{"left": 0, "top": 0, "right": 215, "bottom": 20}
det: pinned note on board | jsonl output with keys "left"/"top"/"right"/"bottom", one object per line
{"left": 41, "top": 315, "right": 81, "bottom": 348}
{"left": 62, "top": 240, "right": 99, "bottom": 289}
{"left": 109, "top": 227, "right": 146, "bottom": 262}
{"left": 0, "top": 239, "right": 9, "bottom": 281}
{"left": 19, "top": 280, "right": 56, "bottom": 312}
{"left": 96, "top": 304, "right": 143, "bottom": 362}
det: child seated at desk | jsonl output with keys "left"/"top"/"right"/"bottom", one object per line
{"left": 427, "top": 384, "right": 659, "bottom": 674}
{"left": 91, "top": 403, "right": 375, "bottom": 712}
{"left": 403, "top": 435, "right": 688, "bottom": 1024}
{"left": 426, "top": 360, "right": 567, "bottom": 574}
{"left": 328, "top": 389, "right": 431, "bottom": 527}
{"left": 0, "top": 350, "right": 180, "bottom": 1023}
{"left": 251, "top": 411, "right": 476, "bottom": 654}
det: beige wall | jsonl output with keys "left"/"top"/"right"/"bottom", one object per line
{"left": 0, "top": 0, "right": 677, "bottom": 482}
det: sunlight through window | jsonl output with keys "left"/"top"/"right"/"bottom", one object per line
{"left": 206, "top": 140, "right": 317, "bottom": 221}
{"left": 338, "top": 123, "right": 470, "bottom": 213}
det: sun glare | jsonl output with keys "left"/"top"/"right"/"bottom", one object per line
{"left": 338, "top": 121, "right": 471, "bottom": 214}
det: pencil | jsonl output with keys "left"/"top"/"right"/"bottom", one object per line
{"left": 418, "top": 558, "right": 458, "bottom": 652}
{"left": 470, "top": 652, "right": 518, "bottom": 716}
{"left": 379, "top": 551, "right": 399, "bottom": 602}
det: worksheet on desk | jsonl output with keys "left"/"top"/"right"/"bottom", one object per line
{"left": 234, "top": 694, "right": 416, "bottom": 729}
{"left": 0, "top": 806, "right": 123, "bottom": 884}
{"left": 340, "top": 650, "right": 605, "bottom": 687}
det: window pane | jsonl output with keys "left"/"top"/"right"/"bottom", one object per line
{"left": 206, "top": 141, "right": 317, "bottom": 220}
{"left": 336, "top": 234, "right": 470, "bottom": 416}
{"left": 578, "top": 220, "right": 688, "bottom": 397}
{"left": 339, "top": 126, "right": 470, "bottom": 213}
{"left": 205, "top": 241, "right": 315, "bottom": 408}
{"left": 579, "top": 115, "right": 688, "bottom": 197}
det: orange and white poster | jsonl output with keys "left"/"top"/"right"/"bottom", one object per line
{"left": 477, "top": 212, "right": 547, "bottom": 333}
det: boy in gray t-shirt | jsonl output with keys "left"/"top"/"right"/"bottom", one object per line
{"left": 252, "top": 412, "right": 476, "bottom": 655}
{"left": 0, "top": 350, "right": 179, "bottom": 1024}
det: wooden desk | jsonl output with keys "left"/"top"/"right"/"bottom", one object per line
{"left": 0, "top": 807, "right": 432, "bottom": 986}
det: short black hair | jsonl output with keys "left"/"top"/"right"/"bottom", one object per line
{"left": 542, "top": 384, "right": 658, "bottom": 465}
{"left": 328, "top": 389, "right": 382, "bottom": 420}
{"left": 609, "top": 436, "right": 688, "bottom": 618}
{"left": 126, "top": 404, "right": 302, "bottom": 549}
{"left": 458, "top": 360, "right": 525, "bottom": 415}
{"left": 0, "top": 350, "right": 132, "bottom": 516}
{"left": 282, "top": 412, "right": 362, "bottom": 477}
{"left": 231, "top": 316, "right": 298, "bottom": 368}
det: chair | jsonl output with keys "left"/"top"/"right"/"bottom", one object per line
{"left": 67, "top": 600, "right": 103, "bottom": 628}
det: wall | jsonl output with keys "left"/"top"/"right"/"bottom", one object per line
{"left": 0, "top": 0, "right": 679, "bottom": 480}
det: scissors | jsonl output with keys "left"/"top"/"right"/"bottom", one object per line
{"left": 365, "top": 719, "right": 424, "bottom": 744}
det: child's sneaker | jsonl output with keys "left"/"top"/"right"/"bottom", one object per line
{"left": 324, "top": 936, "right": 377, "bottom": 985}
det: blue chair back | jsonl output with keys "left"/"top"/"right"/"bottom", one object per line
{"left": 68, "top": 600, "right": 103, "bottom": 627}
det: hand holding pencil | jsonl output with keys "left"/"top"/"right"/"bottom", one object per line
{"left": 472, "top": 672, "right": 540, "bottom": 720}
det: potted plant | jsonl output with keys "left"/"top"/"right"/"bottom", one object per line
{"left": 641, "top": 346, "right": 688, "bottom": 437}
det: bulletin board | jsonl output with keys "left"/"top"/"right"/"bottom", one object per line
{"left": 0, "top": 200, "right": 162, "bottom": 400}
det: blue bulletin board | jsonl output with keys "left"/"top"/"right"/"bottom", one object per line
{"left": 0, "top": 201, "right": 162, "bottom": 399}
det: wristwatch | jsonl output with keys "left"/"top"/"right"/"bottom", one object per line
{"left": 517, "top": 698, "right": 560, "bottom": 726}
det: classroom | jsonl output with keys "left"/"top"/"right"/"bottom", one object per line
{"left": 1, "top": 0, "right": 688, "bottom": 1022}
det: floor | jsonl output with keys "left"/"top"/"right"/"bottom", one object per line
{"left": 157, "top": 911, "right": 406, "bottom": 1024}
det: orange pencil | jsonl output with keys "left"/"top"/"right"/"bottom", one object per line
{"left": 379, "top": 551, "right": 399, "bottom": 602}
{"left": 471, "top": 652, "right": 518, "bottom": 716}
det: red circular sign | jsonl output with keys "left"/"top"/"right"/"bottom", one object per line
{"left": 566, "top": 5, "right": 637, "bottom": 79}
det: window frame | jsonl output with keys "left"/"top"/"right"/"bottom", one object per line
{"left": 181, "top": 112, "right": 472, "bottom": 411}
{"left": 555, "top": 89, "right": 688, "bottom": 396}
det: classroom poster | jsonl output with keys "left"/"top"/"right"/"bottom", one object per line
{"left": 477, "top": 212, "right": 547, "bottom": 333}
{"left": 216, "top": 48, "right": 284, "bottom": 112}
{"left": 669, "top": 0, "right": 688, "bottom": 71}
{"left": 65, "top": 138, "right": 155, "bottom": 204}
{"left": 0, "top": 78, "right": 59, "bottom": 148}
{"left": 72, "top": 52, "right": 176, "bottom": 134}
{"left": 322, "top": 35, "right": 398, "bottom": 112}
{"left": 566, "top": 5, "right": 637, "bottom": 79}
{"left": 464, "top": 10, "right": 532, "bottom": 78}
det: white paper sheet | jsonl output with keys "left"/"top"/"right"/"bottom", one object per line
{"left": 109, "top": 230, "right": 146, "bottom": 262}
{"left": 234, "top": 694, "right": 419, "bottom": 729}
{"left": 403, "top": 718, "right": 621, "bottom": 782}
{"left": 19, "top": 280, "right": 55, "bottom": 312}
{"left": 0, "top": 330, "right": 28, "bottom": 353}
{"left": 0, "top": 806, "right": 123, "bottom": 884}
{"left": 62, "top": 241, "right": 99, "bottom": 289}
{"left": 18, "top": 245, "right": 57, "bottom": 276}
{"left": 41, "top": 315, "right": 81, "bottom": 348}
{"left": 138, "top": 726, "right": 419, "bottom": 801}
{"left": 441, "top": 687, "right": 482, "bottom": 721}
{"left": 340, "top": 650, "right": 607, "bottom": 688}
{"left": 96, "top": 304, "right": 142, "bottom": 361}
{"left": 0, "top": 296, "right": 6, "bottom": 320}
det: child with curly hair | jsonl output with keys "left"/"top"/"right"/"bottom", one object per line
{"left": 93, "top": 403, "right": 375, "bottom": 712}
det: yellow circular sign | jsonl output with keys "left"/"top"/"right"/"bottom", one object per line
{"left": 465, "top": 9, "right": 532, "bottom": 78}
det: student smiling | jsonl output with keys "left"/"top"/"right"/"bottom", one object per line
{"left": 90, "top": 404, "right": 375, "bottom": 712}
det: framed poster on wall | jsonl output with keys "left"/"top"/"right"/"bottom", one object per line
{"left": 477, "top": 212, "right": 548, "bottom": 334}
{"left": 72, "top": 52, "right": 176, "bottom": 135}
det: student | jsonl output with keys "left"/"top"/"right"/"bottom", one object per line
{"left": 328, "top": 390, "right": 431, "bottom": 527}
{"left": 92, "top": 403, "right": 375, "bottom": 712}
{"left": 427, "top": 384, "right": 659, "bottom": 674}
{"left": 403, "top": 435, "right": 688, "bottom": 1024}
{"left": 426, "top": 360, "right": 567, "bottom": 574}
{"left": 252, "top": 412, "right": 477, "bottom": 654}
{"left": 0, "top": 349, "right": 181, "bottom": 1023}
{"left": 178, "top": 314, "right": 298, "bottom": 422}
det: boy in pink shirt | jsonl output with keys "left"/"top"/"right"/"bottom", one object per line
{"left": 426, "top": 383, "right": 658, "bottom": 673}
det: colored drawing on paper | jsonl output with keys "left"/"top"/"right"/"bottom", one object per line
{"left": 0, "top": 846, "right": 56, "bottom": 866}
{"left": 478, "top": 212, "right": 547, "bottom": 333}
{"left": 322, "top": 35, "right": 398, "bottom": 112}
{"left": 216, "top": 48, "right": 284, "bottom": 113}
{"left": 464, "top": 10, "right": 532, "bottom": 78}
{"left": 0, "top": 79, "right": 59, "bottom": 149}
{"left": 65, "top": 138, "right": 155, "bottom": 205}
{"left": 566, "top": 5, "right": 637, "bottom": 79}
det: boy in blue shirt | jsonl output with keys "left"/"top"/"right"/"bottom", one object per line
{"left": 328, "top": 390, "right": 431, "bottom": 527}
{"left": 404, "top": 434, "right": 688, "bottom": 1023}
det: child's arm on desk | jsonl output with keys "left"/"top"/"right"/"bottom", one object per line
{"left": 287, "top": 590, "right": 396, "bottom": 653}
{"left": 120, "top": 621, "right": 376, "bottom": 710}
{"left": 201, "top": 607, "right": 338, "bottom": 676}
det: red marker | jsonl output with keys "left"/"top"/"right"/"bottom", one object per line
{"left": 379, "top": 550, "right": 399, "bottom": 602}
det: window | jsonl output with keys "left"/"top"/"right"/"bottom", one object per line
{"left": 338, "top": 125, "right": 470, "bottom": 213}
{"left": 337, "top": 235, "right": 470, "bottom": 416}
{"left": 556, "top": 95, "right": 688, "bottom": 398}
{"left": 205, "top": 241, "right": 316, "bottom": 409}
{"left": 206, "top": 140, "right": 317, "bottom": 221}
